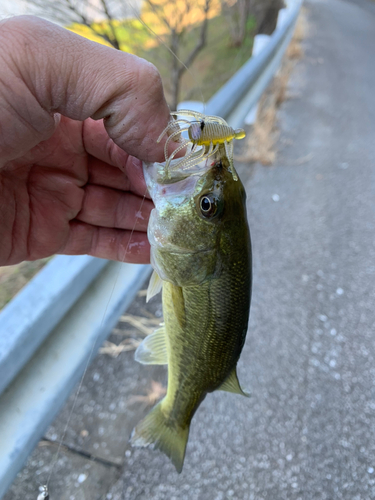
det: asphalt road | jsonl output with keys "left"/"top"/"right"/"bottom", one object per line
{"left": 107, "top": 0, "right": 375, "bottom": 498}
{"left": 5, "top": 0, "right": 375, "bottom": 498}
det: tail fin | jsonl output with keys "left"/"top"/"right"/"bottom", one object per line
{"left": 130, "top": 401, "right": 189, "bottom": 473}
{"left": 234, "top": 128, "right": 246, "bottom": 140}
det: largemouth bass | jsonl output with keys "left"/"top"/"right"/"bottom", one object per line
{"left": 131, "top": 150, "right": 252, "bottom": 472}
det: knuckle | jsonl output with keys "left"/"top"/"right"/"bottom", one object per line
{"left": 0, "top": 16, "right": 54, "bottom": 81}
{"left": 0, "top": 16, "right": 44, "bottom": 47}
{"left": 0, "top": 17, "right": 26, "bottom": 63}
{"left": 139, "top": 60, "right": 164, "bottom": 99}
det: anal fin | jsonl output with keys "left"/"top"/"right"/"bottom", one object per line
{"left": 217, "top": 368, "right": 249, "bottom": 397}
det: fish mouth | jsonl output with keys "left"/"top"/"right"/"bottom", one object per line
{"left": 150, "top": 241, "right": 212, "bottom": 255}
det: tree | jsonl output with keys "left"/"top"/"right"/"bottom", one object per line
{"left": 221, "top": 0, "right": 251, "bottom": 47}
{"left": 24, "top": 0, "right": 139, "bottom": 50}
{"left": 141, "top": 0, "right": 218, "bottom": 108}
{"left": 252, "top": 0, "right": 284, "bottom": 35}
{"left": 221, "top": 0, "right": 283, "bottom": 47}
{"left": 24, "top": 0, "right": 219, "bottom": 109}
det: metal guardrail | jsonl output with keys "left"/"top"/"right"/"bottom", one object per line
{"left": 0, "top": 0, "right": 302, "bottom": 496}
{"left": 0, "top": 255, "right": 108, "bottom": 396}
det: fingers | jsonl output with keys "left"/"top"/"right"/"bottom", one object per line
{"left": 77, "top": 184, "right": 153, "bottom": 232}
{"left": 61, "top": 222, "right": 151, "bottom": 264}
{"left": 87, "top": 156, "right": 149, "bottom": 197}
{"left": 67, "top": 171, "right": 153, "bottom": 263}
{"left": 0, "top": 16, "right": 171, "bottom": 163}
{"left": 84, "top": 119, "right": 130, "bottom": 170}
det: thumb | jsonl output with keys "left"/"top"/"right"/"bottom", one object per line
{"left": 0, "top": 15, "right": 171, "bottom": 162}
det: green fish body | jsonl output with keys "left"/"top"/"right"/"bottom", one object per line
{"left": 131, "top": 153, "right": 252, "bottom": 472}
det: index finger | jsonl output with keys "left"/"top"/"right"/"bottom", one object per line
{"left": 84, "top": 118, "right": 150, "bottom": 198}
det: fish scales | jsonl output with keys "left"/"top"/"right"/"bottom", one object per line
{"left": 131, "top": 150, "right": 252, "bottom": 472}
{"left": 163, "top": 262, "right": 251, "bottom": 419}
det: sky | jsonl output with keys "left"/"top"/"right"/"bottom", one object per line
{"left": 0, "top": 0, "right": 142, "bottom": 22}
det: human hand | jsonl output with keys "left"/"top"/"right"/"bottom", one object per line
{"left": 0, "top": 16, "right": 171, "bottom": 266}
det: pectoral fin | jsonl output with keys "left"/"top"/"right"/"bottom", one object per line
{"left": 146, "top": 270, "right": 163, "bottom": 302}
{"left": 134, "top": 325, "right": 168, "bottom": 365}
{"left": 218, "top": 368, "right": 249, "bottom": 397}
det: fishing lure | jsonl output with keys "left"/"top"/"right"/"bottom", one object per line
{"left": 157, "top": 110, "right": 246, "bottom": 181}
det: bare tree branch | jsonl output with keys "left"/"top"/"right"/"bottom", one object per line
{"left": 143, "top": 0, "right": 172, "bottom": 31}
{"left": 180, "top": 0, "right": 211, "bottom": 77}
{"left": 99, "top": 0, "right": 121, "bottom": 49}
{"left": 25, "top": 0, "right": 218, "bottom": 108}
{"left": 26, "top": 0, "right": 123, "bottom": 49}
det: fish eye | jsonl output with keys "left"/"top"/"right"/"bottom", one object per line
{"left": 200, "top": 194, "right": 218, "bottom": 218}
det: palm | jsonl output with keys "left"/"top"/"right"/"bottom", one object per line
{"left": 0, "top": 117, "right": 152, "bottom": 266}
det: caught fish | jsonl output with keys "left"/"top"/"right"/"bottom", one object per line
{"left": 130, "top": 143, "right": 252, "bottom": 473}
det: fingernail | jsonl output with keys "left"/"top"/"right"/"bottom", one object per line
{"left": 53, "top": 113, "right": 61, "bottom": 127}
{"left": 131, "top": 156, "right": 142, "bottom": 169}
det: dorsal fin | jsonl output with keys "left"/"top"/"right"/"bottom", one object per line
{"left": 217, "top": 368, "right": 249, "bottom": 397}
{"left": 134, "top": 325, "right": 168, "bottom": 365}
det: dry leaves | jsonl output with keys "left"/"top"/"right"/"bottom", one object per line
{"left": 127, "top": 381, "right": 167, "bottom": 408}
{"left": 99, "top": 338, "right": 142, "bottom": 358}
{"left": 99, "top": 313, "right": 161, "bottom": 357}
{"left": 236, "top": 7, "right": 306, "bottom": 165}
{"left": 119, "top": 314, "right": 160, "bottom": 336}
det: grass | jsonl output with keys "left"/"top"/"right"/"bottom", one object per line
{"left": 0, "top": 258, "right": 51, "bottom": 311}
{"left": 68, "top": 18, "right": 152, "bottom": 53}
